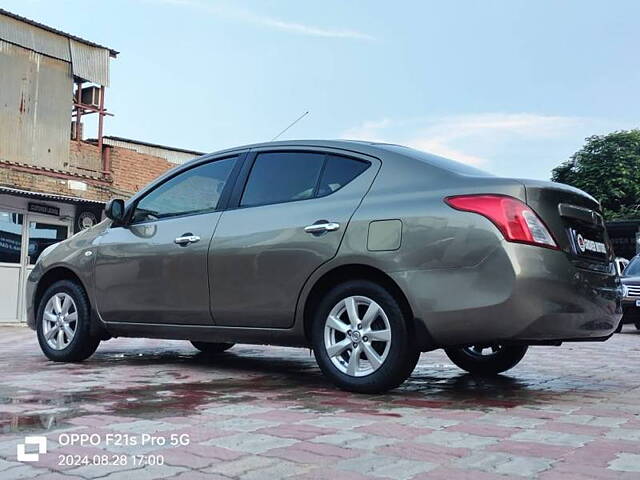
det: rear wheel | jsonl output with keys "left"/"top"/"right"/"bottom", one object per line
{"left": 312, "top": 280, "right": 420, "bottom": 393}
{"left": 36, "top": 280, "right": 100, "bottom": 362}
{"left": 191, "top": 341, "right": 234, "bottom": 354}
{"left": 445, "top": 344, "right": 528, "bottom": 375}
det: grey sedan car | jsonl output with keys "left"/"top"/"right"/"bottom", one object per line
{"left": 26, "top": 140, "right": 623, "bottom": 393}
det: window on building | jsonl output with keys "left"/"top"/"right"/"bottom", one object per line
{"left": 132, "top": 156, "right": 237, "bottom": 223}
{"left": 28, "top": 222, "right": 68, "bottom": 265}
{"left": 0, "top": 212, "right": 23, "bottom": 264}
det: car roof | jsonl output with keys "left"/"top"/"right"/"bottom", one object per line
{"left": 187, "top": 139, "right": 398, "bottom": 162}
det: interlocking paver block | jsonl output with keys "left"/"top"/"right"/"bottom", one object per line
{"left": 336, "top": 453, "right": 436, "bottom": 479}
{"left": 203, "top": 432, "right": 297, "bottom": 453}
{"left": 510, "top": 429, "right": 593, "bottom": 446}
{"left": 608, "top": 453, "right": 640, "bottom": 472}
{"left": 417, "top": 430, "right": 500, "bottom": 448}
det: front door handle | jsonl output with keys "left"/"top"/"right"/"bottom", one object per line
{"left": 304, "top": 222, "right": 340, "bottom": 234}
{"left": 174, "top": 234, "right": 201, "bottom": 246}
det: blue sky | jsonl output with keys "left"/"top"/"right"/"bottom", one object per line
{"left": 6, "top": 0, "right": 640, "bottom": 179}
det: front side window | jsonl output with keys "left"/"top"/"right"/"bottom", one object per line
{"left": 132, "top": 156, "right": 237, "bottom": 224}
{"left": 241, "top": 152, "right": 325, "bottom": 207}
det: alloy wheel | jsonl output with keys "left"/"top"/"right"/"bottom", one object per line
{"left": 42, "top": 293, "right": 78, "bottom": 350}
{"left": 323, "top": 295, "right": 392, "bottom": 377}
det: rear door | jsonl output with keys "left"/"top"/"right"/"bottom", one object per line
{"left": 94, "top": 154, "right": 241, "bottom": 325}
{"left": 209, "top": 147, "right": 379, "bottom": 328}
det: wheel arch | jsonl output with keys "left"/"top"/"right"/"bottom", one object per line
{"left": 301, "top": 263, "right": 435, "bottom": 350}
{"left": 34, "top": 266, "right": 109, "bottom": 339}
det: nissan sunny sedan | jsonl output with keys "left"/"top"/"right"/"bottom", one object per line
{"left": 26, "top": 140, "right": 623, "bottom": 393}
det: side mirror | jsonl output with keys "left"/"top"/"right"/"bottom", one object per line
{"left": 105, "top": 198, "right": 126, "bottom": 224}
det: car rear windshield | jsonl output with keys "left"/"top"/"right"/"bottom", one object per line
{"left": 380, "top": 144, "right": 493, "bottom": 177}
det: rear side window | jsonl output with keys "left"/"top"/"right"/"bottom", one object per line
{"left": 317, "top": 155, "right": 370, "bottom": 197}
{"left": 132, "top": 156, "right": 237, "bottom": 223}
{"left": 241, "top": 152, "right": 325, "bottom": 207}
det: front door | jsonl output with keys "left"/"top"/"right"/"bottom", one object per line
{"left": 94, "top": 155, "right": 239, "bottom": 325}
{"left": 210, "top": 149, "right": 379, "bottom": 328}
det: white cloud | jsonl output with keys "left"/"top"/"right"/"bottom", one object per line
{"left": 147, "top": 0, "right": 374, "bottom": 40}
{"left": 341, "top": 113, "right": 591, "bottom": 167}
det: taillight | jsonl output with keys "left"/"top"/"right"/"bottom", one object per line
{"left": 445, "top": 194, "right": 558, "bottom": 250}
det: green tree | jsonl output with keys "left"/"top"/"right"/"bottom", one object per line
{"left": 552, "top": 130, "right": 640, "bottom": 220}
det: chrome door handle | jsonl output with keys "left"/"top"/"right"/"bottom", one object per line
{"left": 174, "top": 235, "right": 200, "bottom": 245}
{"left": 304, "top": 222, "right": 340, "bottom": 234}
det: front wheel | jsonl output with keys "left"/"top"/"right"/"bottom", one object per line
{"left": 36, "top": 280, "right": 100, "bottom": 362}
{"left": 445, "top": 344, "right": 528, "bottom": 375}
{"left": 312, "top": 280, "right": 420, "bottom": 394}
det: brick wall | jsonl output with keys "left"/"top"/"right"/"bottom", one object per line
{"left": 0, "top": 140, "right": 178, "bottom": 203}
{"left": 0, "top": 163, "right": 112, "bottom": 202}
{"left": 110, "top": 145, "right": 176, "bottom": 197}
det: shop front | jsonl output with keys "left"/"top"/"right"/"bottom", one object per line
{"left": 0, "top": 188, "right": 104, "bottom": 323}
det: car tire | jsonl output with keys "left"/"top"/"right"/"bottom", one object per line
{"left": 312, "top": 280, "right": 420, "bottom": 394}
{"left": 444, "top": 344, "right": 528, "bottom": 375}
{"left": 191, "top": 341, "right": 234, "bottom": 354}
{"left": 634, "top": 321, "right": 640, "bottom": 331}
{"left": 36, "top": 280, "right": 100, "bottom": 362}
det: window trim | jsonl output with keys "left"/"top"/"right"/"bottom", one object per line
{"left": 229, "top": 149, "right": 371, "bottom": 210}
{"left": 122, "top": 153, "right": 245, "bottom": 227}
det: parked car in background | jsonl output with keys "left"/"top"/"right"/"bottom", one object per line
{"left": 621, "top": 254, "right": 640, "bottom": 330}
{"left": 25, "top": 140, "right": 623, "bottom": 393}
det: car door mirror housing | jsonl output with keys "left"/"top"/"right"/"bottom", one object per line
{"left": 105, "top": 199, "right": 126, "bottom": 225}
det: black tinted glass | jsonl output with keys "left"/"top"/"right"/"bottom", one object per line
{"left": 133, "top": 156, "right": 237, "bottom": 223}
{"left": 241, "top": 152, "right": 324, "bottom": 207}
{"left": 0, "top": 211, "right": 23, "bottom": 264}
{"left": 318, "top": 155, "right": 369, "bottom": 197}
{"left": 625, "top": 257, "right": 640, "bottom": 276}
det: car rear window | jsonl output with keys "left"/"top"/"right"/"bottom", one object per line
{"left": 317, "top": 155, "right": 370, "bottom": 197}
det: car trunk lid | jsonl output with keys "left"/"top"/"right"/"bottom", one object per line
{"left": 520, "top": 179, "right": 614, "bottom": 272}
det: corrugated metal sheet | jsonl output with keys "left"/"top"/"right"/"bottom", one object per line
{"left": 0, "top": 13, "right": 70, "bottom": 61}
{"left": 0, "top": 40, "right": 71, "bottom": 170}
{"left": 0, "top": 11, "right": 113, "bottom": 86}
{"left": 102, "top": 138, "right": 203, "bottom": 165}
{"left": 69, "top": 39, "right": 109, "bottom": 86}
{"left": 0, "top": 186, "right": 104, "bottom": 205}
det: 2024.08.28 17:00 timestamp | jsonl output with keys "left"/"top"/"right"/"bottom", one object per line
{"left": 58, "top": 454, "right": 165, "bottom": 467}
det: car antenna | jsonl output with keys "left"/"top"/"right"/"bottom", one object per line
{"left": 271, "top": 111, "right": 309, "bottom": 141}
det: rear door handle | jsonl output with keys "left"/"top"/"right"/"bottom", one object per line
{"left": 304, "top": 222, "right": 340, "bottom": 234}
{"left": 174, "top": 234, "right": 201, "bottom": 245}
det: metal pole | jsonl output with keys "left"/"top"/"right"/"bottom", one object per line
{"left": 75, "top": 81, "right": 82, "bottom": 141}
{"left": 98, "top": 85, "right": 105, "bottom": 152}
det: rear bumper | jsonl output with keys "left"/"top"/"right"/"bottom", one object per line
{"left": 391, "top": 242, "right": 623, "bottom": 348}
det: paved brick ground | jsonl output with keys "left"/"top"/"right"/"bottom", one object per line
{"left": 1, "top": 325, "right": 639, "bottom": 479}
